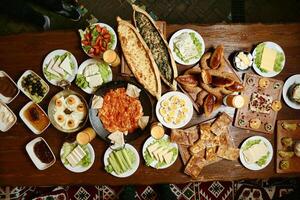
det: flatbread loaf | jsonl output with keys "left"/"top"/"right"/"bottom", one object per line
{"left": 117, "top": 17, "right": 161, "bottom": 99}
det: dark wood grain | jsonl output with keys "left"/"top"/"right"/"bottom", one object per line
{"left": 0, "top": 23, "right": 300, "bottom": 186}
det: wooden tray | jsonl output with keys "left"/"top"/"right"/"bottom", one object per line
{"left": 120, "top": 21, "right": 167, "bottom": 76}
{"left": 276, "top": 120, "right": 300, "bottom": 173}
{"left": 234, "top": 73, "right": 283, "bottom": 134}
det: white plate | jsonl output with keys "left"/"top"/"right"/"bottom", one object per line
{"left": 60, "top": 143, "right": 95, "bottom": 173}
{"left": 77, "top": 58, "right": 113, "bottom": 94}
{"left": 252, "top": 41, "right": 285, "bottom": 77}
{"left": 0, "top": 70, "right": 20, "bottom": 104}
{"left": 25, "top": 137, "right": 56, "bottom": 170}
{"left": 19, "top": 101, "right": 50, "bottom": 134}
{"left": 142, "top": 135, "right": 178, "bottom": 169}
{"left": 282, "top": 74, "right": 300, "bottom": 109}
{"left": 169, "top": 29, "right": 205, "bottom": 65}
{"left": 80, "top": 23, "right": 117, "bottom": 57}
{"left": 156, "top": 91, "right": 193, "bottom": 129}
{"left": 239, "top": 136, "right": 273, "bottom": 170}
{"left": 17, "top": 70, "right": 49, "bottom": 103}
{"left": 0, "top": 101, "right": 17, "bottom": 132}
{"left": 42, "top": 49, "right": 78, "bottom": 86}
{"left": 104, "top": 143, "right": 140, "bottom": 178}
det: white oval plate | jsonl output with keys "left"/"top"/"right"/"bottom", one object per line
{"left": 239, "top": 136, "right": 273, "bottom": 170}
{"left": 142, "top": 135, "right": 178, "bottom": 169}
{"left": 17, "top": 70, "right": 49, "bottom": 103}
{"left": 252, "top": 41, "right": 285, "bottom": 77}
{"left": 156, "top": 91, "right": 193, "bottom": 129}
{"left": 19, "top": 101, "right": 50, "bottom": 134}
{"left": 0, "top": 101, "right": 17, "bottom": 132}
{"left": 282, "top": 74, "right": 300, "bottom": 109}
{"left": 0, "top": 70, "right": 20, "bottom": 104}
{"left": 60, "top": 143, "right": 95, "bottom": 173}
{"left": 80, "top": 23, "right": 117, "bottom": 57}
{"left": 77, "top": 58, "right": 112, "bottom": 94}
{"left": 26, "top": 137, "right": 56, "bottom": 170}
{"left": 42, "top": 49, "right": 78, "bottom": 86}
{"left": 169, "top": 29, "right": 205, "bottom": 66}
{"left": 104, "top": 143, "right": 139, "bottom": 178}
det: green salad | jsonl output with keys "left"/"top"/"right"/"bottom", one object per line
{"left": 61, "top": 142, "right": 91, "bottom": 167}
{"left": 254, "top": 43, "right": 284, "bottom": 73}
{"left": 44, "top": 52, "right": 75, "bottom": 81}
{"left": 75, "top": 62, "right": 111, "bottom": 89}
{"left": 105, "top": 147, "right": 136, "bottom": 175}
{"left": 242, "top": 139, "right": 270, "bottom": 167}
{"left": 173, "top": 32, "right": 202, "bottom": 63}
{"left": 144, "top": 138, "right": 178, "bottom": 169}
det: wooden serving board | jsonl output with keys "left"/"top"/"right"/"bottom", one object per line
{"left": 276, "top": 120, "right": 300, "bottom": 173}
{"left": 120, "top": 21, "right": 167, "bottom": 76}
{"left": 234, "top": 73, "right": 283, "bottom": 134}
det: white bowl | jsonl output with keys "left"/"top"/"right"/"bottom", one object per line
{"left": 0, "top": 70, "right": 20, "bottom": 104}
{"left": 282, "top": 74, "right": 300, "bottom": 109}
{"left": 25, "top": 137, "right": 56, "bottom": 170}
{"left": 19, "top": 101, "right": 50, "bottom": 134}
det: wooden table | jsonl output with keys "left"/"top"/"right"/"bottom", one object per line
{"left": 0, "top": 23, "right": 300, "bottom": 186}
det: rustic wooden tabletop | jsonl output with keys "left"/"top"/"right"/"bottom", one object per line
{"left": 0, "top": 23, "right": 300, "bottom": 186}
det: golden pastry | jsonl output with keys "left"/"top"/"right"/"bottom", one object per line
{"left": 271, "top": 100, "right": 282, "bottom": 111}
{"left": 249, "top": 118, "right": 261, "bottom": 129}
{"left": 259, "top": 78, "right": 270, "bottom": 89}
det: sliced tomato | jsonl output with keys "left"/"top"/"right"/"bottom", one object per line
{"left": 81, "top": 40, "right": 89, "bottom": 46}
{"left": 101, "top": 27, "right": 108, "bottom": 35}
{"left": 103, "top": 33, "right": 110, "bottom": 39}
{"left": 96, "top": 25, "right": 102, "bottom": 33}
{"left": 95, "top": 47, "right": 100, "bottom": 55}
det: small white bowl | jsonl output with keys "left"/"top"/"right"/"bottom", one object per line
{"left": 0, "top": 101, "right": 17, "bottom": 132}
{"left": 25, "top": 137, "right": 56, "bottom": 170}
{"left": 17, "top": 70, "right": 49, "bottom": 103}
{"left": 0, "top": 70, "right": 20, "bottom": 104}
{"left": 19, "top": 101, "right": 50, "bottom": 134}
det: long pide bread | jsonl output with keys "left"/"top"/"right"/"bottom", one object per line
{"left": 132, "top": 5, "right": 178, "bottom": 90}
{"left": 117, "top": 17, "right": 162, "bottom": 100}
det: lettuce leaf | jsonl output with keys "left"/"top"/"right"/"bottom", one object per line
{"left": 98, "top": 62, "right": 111, "bottom": 83}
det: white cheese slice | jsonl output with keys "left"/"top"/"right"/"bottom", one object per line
{"left": 46, "top": 58, "right": 61, "bottom": 77}
{"left": 126, "top": 83, "right": 141, "bottom": 98}
{"left": 66, "top": 145, "right": 86, "bottom": 167}
{"left": 86, "top": 74, "right": 103, "bottom": 88}
{"left": 152, "top": 147, "right": 165, "bottom": 161}
{"left": 83, "top": 64, "right": 99, "bottom": 77}
{"left": 163, "top": 151, "right": 173, "bottom": 164}
{"left": 158, "top": 148, "right": 170, "bottom": 163}
{"left": 174, "top": 32, "right": 198, "bottom": 60}
{"left": 243, "top": 141, "right": 269, "bottom": 164}
{"left": 147, "top": 142, "right": 160, "bottom": 158}
{"left": 91, "top": 95, "right": 103, "bottom": 109}
{"left": 260, "top": 47, "right": 277, "bottom": 72}
{"left": 60, "top": 55, "right": 73, "bottom": 75}
{"left": 52, "top": 56, "right": 65, "bottom": 75}
{"left": 108, "top": 131, "right": 124, "bottom": 146}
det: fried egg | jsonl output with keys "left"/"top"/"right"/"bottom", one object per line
{"left": 55, "top": 96, "right": 66, "bottom": 111}
{"left": 54, "top": 111, "right": 66, "bottom": 127}
{"left": 63, "top": 115, "right": 80, "bottom": 130}
{"left": 65, "top": 94, "right": 81, "bottom": 111}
